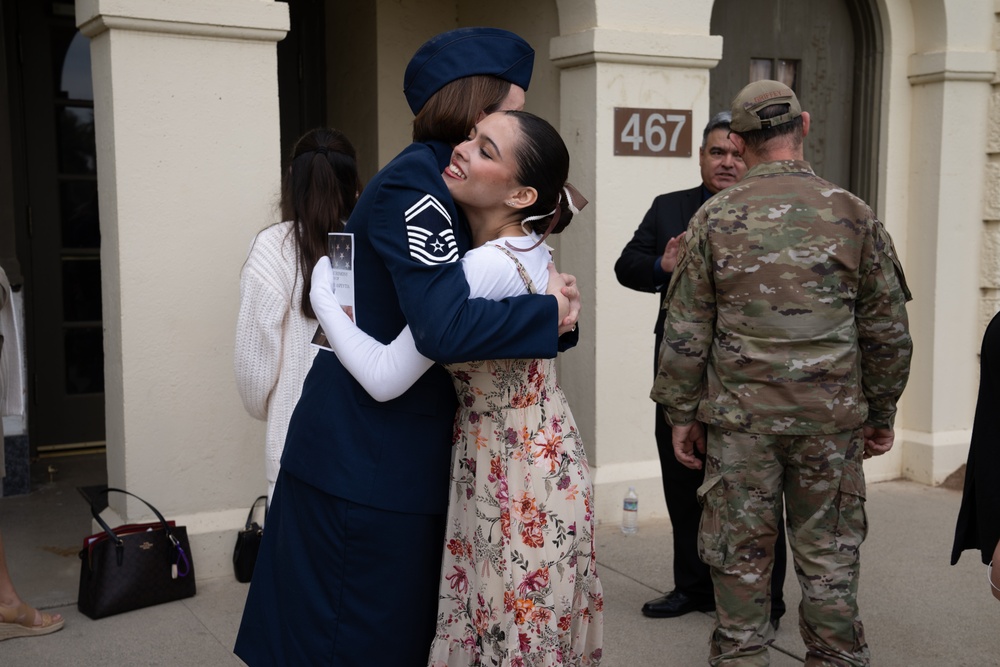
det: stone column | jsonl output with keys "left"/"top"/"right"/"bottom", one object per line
{"left": 981, "top": 10, "right": 1000, "bottom": 356}
{"left": 900, "top": 42, "right": 995, "bottom": 484}
{"left": 552, "top": 0, "right": 721, "bottom": 522}
{"left": 76, "top": 0, "right": 288, "bottom": 576}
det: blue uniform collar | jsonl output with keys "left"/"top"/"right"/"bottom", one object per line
{"left": 425, "top": 140, "right": 454, "bottom": 172}
{"left": 421, "top": 139, "right": 471, "bottom": 251}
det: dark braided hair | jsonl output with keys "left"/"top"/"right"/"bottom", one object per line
{"left": 505, "top": 111, "right": 574, "bottom": 238}
{"left": 280, "top": 128, "right": 362, "bottom": 319}
{"left": 504, "top": 111, "right": 573, "bottom": 248}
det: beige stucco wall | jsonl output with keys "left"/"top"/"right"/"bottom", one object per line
{"left": 77, "top": 0, "right": 998, "bottom": 576}
{"left": 550, "top": 2, "right": 724, "bottom": 523}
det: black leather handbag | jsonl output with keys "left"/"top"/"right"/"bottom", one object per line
{"left": 233, "top": 495, "right": 267, "bottom": 583}
{"left": 78, "top": 488, "right": 196, "bottom": 619}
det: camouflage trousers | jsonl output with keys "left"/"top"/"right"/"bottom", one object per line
{"left": 697, "top": 426, "right": 870, "bottom": 667}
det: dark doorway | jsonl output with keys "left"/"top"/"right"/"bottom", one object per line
{"left": 277, "top": 0, "right": 327, "bottom": 167}
{"left": 4, "top": 0, "right": 104, "bottom": 452}
{"left": 710, "top": 0, "right": 882, "bottom": 204}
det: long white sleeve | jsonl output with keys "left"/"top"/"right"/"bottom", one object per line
{"left": 311, "top": 258, "right": 433, "bottom": 401}
{"left": 234, "top": 222, "right": 319, "bottom": 498}
{"left": 234, "top": 268, "right": 285, "bottom": 421}
{"left": 309, "top": 238, "right": 553, "bottom": 402}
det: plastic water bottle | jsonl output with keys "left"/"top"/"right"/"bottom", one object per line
{"left": 621, "top": 486, "right": 638, "bottom": 535}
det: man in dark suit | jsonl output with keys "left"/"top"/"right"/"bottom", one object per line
{"left": 952, "top": 309, "right": 1000, "bottom": 599}
{"left": 614, "top": 111, "right": 787, "bottom": 626}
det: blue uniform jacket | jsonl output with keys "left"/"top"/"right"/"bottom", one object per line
{"left": 280, "top": 140, "right": 566, "bottom": 515}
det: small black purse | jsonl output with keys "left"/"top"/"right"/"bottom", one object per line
{"left": 233, "top": 495, "right": 267, "bottom": 583}
{"left": 78, "top": 488, "right": 196, "bottom": 619}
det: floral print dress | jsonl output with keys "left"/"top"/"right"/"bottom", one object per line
{"left": 427, "top": 248, "right": 603, "bottom": 667}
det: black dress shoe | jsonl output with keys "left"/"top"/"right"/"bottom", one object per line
{"left": 641, "top": 589, "right": 716, "bottom": 618}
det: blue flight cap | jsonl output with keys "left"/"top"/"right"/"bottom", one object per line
{"left": 403, "top": 27, "right": 535, "bottom": 115}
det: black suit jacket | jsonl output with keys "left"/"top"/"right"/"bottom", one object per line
{"left": 952, "top": 310, "right": 1000, "bottom": 565}
{"left": 614, "top": 185, "right": 704, "bottom": 338}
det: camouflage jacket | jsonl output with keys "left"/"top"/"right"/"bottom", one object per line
{"left": 650, "top": 160, "right": 912, "bottom": 434}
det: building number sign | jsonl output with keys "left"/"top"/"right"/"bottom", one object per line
{"left": 614, "top": 108, "right": 692, "bottom": 157}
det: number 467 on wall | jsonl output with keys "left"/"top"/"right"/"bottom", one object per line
{"left": 614, "top": 108, "right": 692, "bottom": 158}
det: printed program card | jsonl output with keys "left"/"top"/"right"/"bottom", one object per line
{"left": 311, "top": 232, "right": 356, "bottom": 351}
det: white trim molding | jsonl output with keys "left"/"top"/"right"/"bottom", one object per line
{"left": 77, "top": 0, "right": 289, "bottom": 41}
{"left": 907, "top": 50, "right": 996, "bottom": 85}
{"left": 550, "top": 28, "right": 722, "bottom": 70}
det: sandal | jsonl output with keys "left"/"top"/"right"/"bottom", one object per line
{"left": 0, "top": 602, "right": 65, "bottom": 641}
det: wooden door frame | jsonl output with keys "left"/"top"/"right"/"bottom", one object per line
{"left": 845, "top": 0, "right": 884, "bottom": 207}
{"left": 277, "top": 0, "right": 327, "bottom": 164}
{"left": 5, "top": 0, "right": 105, "bottom": 451}
{"left": 709, "top": 0, "right": 884, "bottom": 207}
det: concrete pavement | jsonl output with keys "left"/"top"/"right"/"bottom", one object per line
{"left": 1, "top": 454, "right": 997, "bottom": 665}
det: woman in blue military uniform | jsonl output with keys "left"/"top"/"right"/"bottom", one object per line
{"left": 310, "top": 110, "right": 603, "bottom": 665}
{"left": 235, "top": 28, "right": 579, "bottom": 666}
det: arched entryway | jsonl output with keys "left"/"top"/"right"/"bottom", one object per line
{"left": 709, "top": 0, "right": 883, "bottom": 203}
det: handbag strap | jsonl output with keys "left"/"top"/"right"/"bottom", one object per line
{"left": 244, "top": 495, "right": 268, "bottom": 531}
{"left": 89, "top": 488, "right": 181, "bottom": 568}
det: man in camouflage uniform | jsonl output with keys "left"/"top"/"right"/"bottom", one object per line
{"left": 650, "top": 79, "right": 912, "bottom": 666}
{"left": 615, "top": 111, "right": 788, "bottom": 627}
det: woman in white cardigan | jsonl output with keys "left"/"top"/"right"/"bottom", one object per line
{"left": 234, "top": 128, "right": 361, "bottom": 504}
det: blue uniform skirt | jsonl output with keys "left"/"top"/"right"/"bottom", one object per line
{"left": 234, "top": 471, "right": 447, "bottom": 666}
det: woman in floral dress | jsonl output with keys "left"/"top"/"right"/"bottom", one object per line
{"left": 311, "top": 110, "right": 603, "bottom": 666}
